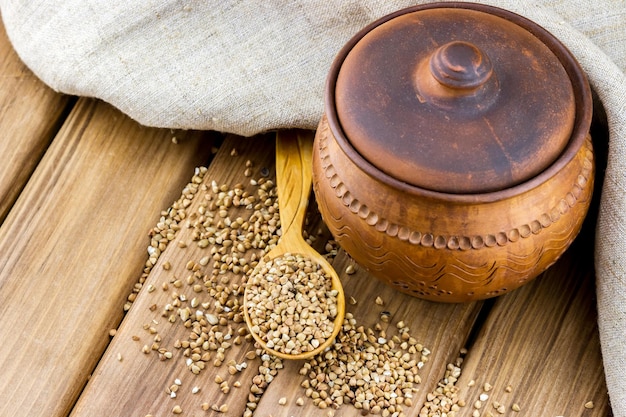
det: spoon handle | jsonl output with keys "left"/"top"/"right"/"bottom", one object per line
{"left": 275, "top": 130, "right": 314, "bottom": 244}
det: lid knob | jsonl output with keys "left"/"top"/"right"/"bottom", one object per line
{"left": 430, "top": 41, "right": 493, "bottom": 89}
{"left": 415, "top": 41, "right": 500, "bottom": 110}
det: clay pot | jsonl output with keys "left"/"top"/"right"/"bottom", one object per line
{"left": 312, "top": 2, "right": 594, "bottom": 302}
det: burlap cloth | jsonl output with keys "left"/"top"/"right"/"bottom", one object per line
{"left": 2, "top": 0, "right": 624, "bottom": 413}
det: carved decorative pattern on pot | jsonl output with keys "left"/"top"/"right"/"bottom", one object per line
{"left": 316, "top": 118, "right": 593, "bottom": 251}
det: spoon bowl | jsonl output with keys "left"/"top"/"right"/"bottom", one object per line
{"left": 243, "top": 130, "right": 345, "bottom": 360}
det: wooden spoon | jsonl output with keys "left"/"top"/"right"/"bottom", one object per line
{"left": 243, "top": 130, "right": 346, "bottom": 360}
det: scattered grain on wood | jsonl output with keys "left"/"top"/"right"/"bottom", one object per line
{"left": 419, "top": 352, "right": 466, "bottom": 416}
{"left": 126, "top": 155, "right": 449, "bottom": 417}
{"left": 126, "top": 161, "right": 287, "bottom": 416}
{"left": 299, "top": 310, "right": 430, "bottom": 415}
{"left": 134, "top": 167, "right": 211, "bottom": 312}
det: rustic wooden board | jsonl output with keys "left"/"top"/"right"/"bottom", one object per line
{"left": 454, "top": 226, "right": 610, "bottom": 416}
{"left": 0, "top": 20, "right": 74, "bottom": 222}
{"left": 70, "top": 132, "right": 483, "bottom": 417}
{"left": 0, "top": 99, "right": 218, "bottom": 417}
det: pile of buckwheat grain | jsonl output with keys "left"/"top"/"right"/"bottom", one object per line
{"left": 297, "top": 310, "right": 428, "bottom": 416}
{"left": 245, "top": 253, "right": 339, "bottom": 355}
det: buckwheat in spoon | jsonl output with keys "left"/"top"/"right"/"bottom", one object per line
{"left": 243, "top": 130, "right": 346, "bottom": 360}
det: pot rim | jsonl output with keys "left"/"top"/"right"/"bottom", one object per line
{"left": 324, "top": 2, "right": 593, "bottom": 204}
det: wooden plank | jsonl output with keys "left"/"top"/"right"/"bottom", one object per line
{"left": 70, "top": 132, "right": 483, "bottom": 417}
{"left": 452, "top": 225, "right": 610, "bottom": 416}
{"left": 0, "top": 98, "right": 218, "bottom": 417}
{"left": 0, "top": 20, "right": 74, "bottom": 222}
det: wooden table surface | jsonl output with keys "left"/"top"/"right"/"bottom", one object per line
{"left": 0, "top": 18, "right": 612, "bottom": 417}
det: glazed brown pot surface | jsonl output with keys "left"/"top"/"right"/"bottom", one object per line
{"left": 312, "top": 2, "right": 594, "bottom": 302}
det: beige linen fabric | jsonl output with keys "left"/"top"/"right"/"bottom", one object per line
{"left": 1, "top": 0, "right": 625, "bottom": 414}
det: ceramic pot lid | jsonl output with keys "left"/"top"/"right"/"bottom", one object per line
{"left": 333, "top": 4, "right": 576, "bottom": 194}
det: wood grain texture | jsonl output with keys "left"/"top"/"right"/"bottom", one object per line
{"left": 0, "top": 98, "right": 218, "bottom": 417}
{"left": 70, "top": 133, "right": 483, "bottom": 417}
{"left": 0, "top": 20, "right": 74, "bottom": 222}
{"left": 454, "top": 230, "right": 610, "bottom": 416}
{"left": 70, "top": 134, "right": 278, "bottom": 417}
